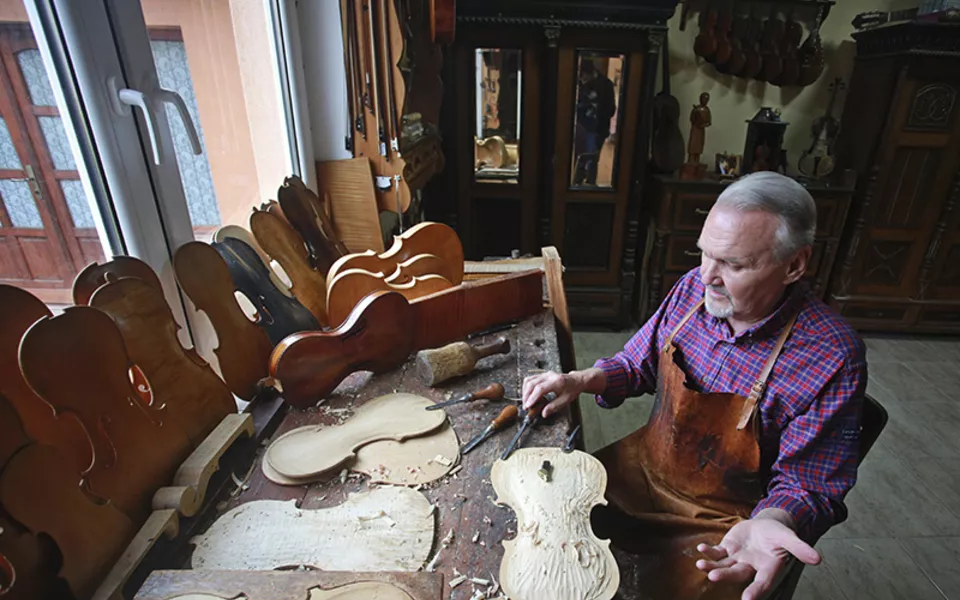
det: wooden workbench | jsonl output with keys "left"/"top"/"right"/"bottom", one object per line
{"left": 131, "top": 308, "right": 572, "bottom": 599}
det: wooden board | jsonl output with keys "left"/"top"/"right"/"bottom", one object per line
{"left": 72, "top": 256, "right": 163, "bottom": 305}
{"left": 327, "top": 222, "right": 464, "bottom": 285}
{"left": 265, "top": 393, "right": 446, "bottom": 479}
{"left": 0, "top": 444, "right": 135, "bottom": 600}
{"left": 0, "top": 285, "right": 93, "bottom": 475}
{"left": 316, "top": 157, "right": 385, "bottom": 253}
{"left": 90, "top": 277, "right": 236, "bottom": 446}
{"left": 190, "top": 487, "right": 434, "bottom": 571}
{"left": 541, "top": 246, "right": 576, "bottom": 372}
{"left": 174, "top": 241, "right": 274, "bottom": 401}
{"left": 134, "top": 570, "right": 443, "bottom": 600}
{"left": 491, "top": 448, "right": 619, "bottom": 600}
{"left": 250, "top": 207, "right": 329, "bottom": 325}
{"left": 277, "top": 175, "right": 349, "bottom": 275}
{"left": 91, "top": 509, "right": 179, "bottom": 600}
{"left": 270, "top": 270, "right": 544, "bottom": 407}
{"left": 212, "top": 224, "right": 295, "bottom": 299}
{"left": 18, "top": 307, "right": 192, "bottom": 521}
{"left": 326, "top": 268, "right": 451, "bottom": 327}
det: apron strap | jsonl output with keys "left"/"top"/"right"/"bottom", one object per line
{"left": 664, "top": 299, "right": 705, "bottom": 350}
{"left": 736, "top": 311, "right": 799, "bottom": 430}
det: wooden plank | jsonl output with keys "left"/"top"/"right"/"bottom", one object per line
{"left": 134, "top": 570, "right": 443, "bottom": 600}
{"left": 542, "top": 246, "right": 576, "bottom": 372}
{"left": 316, "top": 157, "right": 385, "bottom": 253}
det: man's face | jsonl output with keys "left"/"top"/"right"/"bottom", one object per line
{"left": 697, "top": 205, "right": 806, "bottom": 324}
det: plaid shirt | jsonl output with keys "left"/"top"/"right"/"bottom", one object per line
{"left": 594, "top": 268, "right": 866, "bottom": 543}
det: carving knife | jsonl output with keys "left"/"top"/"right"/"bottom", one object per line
{"left": 562, "top": 425, "right": 582, "bottom": 453}
{"left": 461, "top": 404, "right": 520, "bottom": 455}
{"left": 425, "top": 382, "right": 505, "bottom": 410}
{"left": 500, "top": 406, "right": 539, "bottom": 461}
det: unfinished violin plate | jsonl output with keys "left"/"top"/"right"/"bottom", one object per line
{"left": 264, "top": 393, "right": 446, "bottom": 480}
{"left": 190, "top": 487, "right": 434, "bottom": 571}
{"left": 491, "top": 448, "right": 619, "bottom": 600}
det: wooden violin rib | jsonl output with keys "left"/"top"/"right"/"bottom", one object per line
{"left": 271, "top": 291, "right": 415, "bottom": 408}
{"left": 265, "top": 393, "right": 447, "bottom": 479}
{"left": 213, "top": 224, "right": 295, "bottom": 299}
{"left": 0, "top": 286, "right": 93, "bottom": 475}
{"left": 72, "top": 255, "right": 162, "bottom": 305}
{"left": 213, "top": 237, "right": 321, "bottom": 344}
{"left": 18, "top": 307, "right": 192, "bottom": 521}
{"left": 89, "top": 277, "right": 236, "bottom": 446}
{"left": 326, "top": 268, "right": 452, "bottom": 327}
{"left": 0, "top": 513, "right": 68, "bottom": 600}
{"left": 250, "top": 207, "right": 329, "bottom": 325}
{"left": 492, "top": 448, "right": 619, "bottom": 600}
{"left": 316, "top": 157, "right": 384, "bottom": 254}
{"left": 174, "top": 241, "right": 273, "bottom": 401}
{"left": 0, "top": 444, "right": 135, "bottom": 600}
{"left": 190, "top": 487, "right": 434, "bottom": 571}
{"left": 326, "top": 221, "right": 464, "bottom": 285}
{"left": 271, "top": 270, "right": 543, "bottom": 408}
{"left": 277, "top": 175, "right": 349, "bottom": 275}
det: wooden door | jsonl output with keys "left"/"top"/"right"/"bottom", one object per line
{"left": 550, "top": 30, "right": 644, "bottom": 288}
{"left": 0, "top": 25, "right": 103, "bottom": 304}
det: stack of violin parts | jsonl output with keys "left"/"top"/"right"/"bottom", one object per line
{"left": 0, "top": 259, "right": 259, "bottom": 600}
{"left": 691, "top": 0, "right": 827, "bottom": 86}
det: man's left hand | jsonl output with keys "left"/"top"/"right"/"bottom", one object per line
{"left": 694, "top": 509, "right": 821, "bottom": 600}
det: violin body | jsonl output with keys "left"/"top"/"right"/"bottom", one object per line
{"left": 798, "top": 128, "right": 835, "bottom": 179}
{"left": 778, "top": 12, "right": 802, "bottom": 86}
{"left": 693, "top": 7, "right": 718, "bottom": 59}
{"left": 713, "top": 6, "right": 734, "bottom": 66}
{"left": 651, "top": 33, "right": 684, "bottom": 173}
{"left": 492, "top": 448, "right": 620, "bottom": 600}
{"left": 759, "top": 13, "right": 784, "bottom": 82}
{"left": 326, "top": 221, "right": 464, "bottom": 285}
{"left": 213, "top": 237, "right": 321, "bottom": 345}
{"left": 797, "top": 28, "right": 824, "bottom": 86}
{"left": 72, "top": 256, "right": 163, "bottom": 305}
{"left": 430, "top": 0, "right": 455, "bottom": 44}
{"left": 277, "top": 175, "right": 348, "bottom": 275}
{"left": 740, "top": 9, "right": 763, "bottom": 79}
{"left": 326, "top": 267, "right": 452, "bottom": 327}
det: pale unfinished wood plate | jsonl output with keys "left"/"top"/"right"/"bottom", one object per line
{"left": 492, "top": 448, "right": 620, "bottom": 600}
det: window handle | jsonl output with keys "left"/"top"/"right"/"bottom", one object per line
{"left": 154, "top": 88, "right": 203, "bottom": 155}
{"left": 107, "top": 76, "right": 164, "bottom": 165}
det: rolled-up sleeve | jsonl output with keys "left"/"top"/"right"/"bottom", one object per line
{"left": 752, "top": 350, "right": 867, "bottom": 543}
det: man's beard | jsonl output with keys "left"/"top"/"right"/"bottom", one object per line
{"left": 704, "top": 285, "right": 734, "bottom": 318}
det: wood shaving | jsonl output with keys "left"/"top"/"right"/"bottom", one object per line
{"left": 472, "top": 530, "right": 480, "bottom": 543}
{"left": 470, "top": 578, "right": 490, "bottom": 585}
{"left": 449, "top": 575, "right": 468, "bottom": 588}
{"left": 431, "top": 455, "right": 453, "bottom": 467}
{"left": 483, "top": 516, "right": 493, "bottom": 526}
{"left": 449, "top": 465, "right": 463, "bottom": 476}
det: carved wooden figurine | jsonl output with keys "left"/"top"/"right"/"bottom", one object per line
{"left": 681, "top": 92, "right": 711, "bottom": 180}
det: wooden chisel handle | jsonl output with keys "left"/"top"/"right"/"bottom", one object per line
{"left": 491, "top": 404, "right": 519, "bottom": 429}
{"left": 470, "top": 337, "right": 511, "bottom": 361}
{"left": 472, "top": 382, "right": 505, "bottom": 401}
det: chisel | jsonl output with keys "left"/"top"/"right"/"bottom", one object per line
{"left": 461, "top": 404, "right": 520, "bottom": 455}
{"left": 500, "top": 406, "right": 539, "bottom": 461}
{"left": 425, "top": 382, "right": 505, "bottom": 411}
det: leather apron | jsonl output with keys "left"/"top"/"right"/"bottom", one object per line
{"left": 593, "top": 300, "right": 797, "bottom": 600}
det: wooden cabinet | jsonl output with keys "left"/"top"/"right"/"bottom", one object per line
{"left": 641, "top": 176, "right": 853, "bottom": 319}
{"left": 425, "top": 0, "right": 677, "bottom": 326}
{"left": 829, "top": 23, "right": 960, "bottom": 333}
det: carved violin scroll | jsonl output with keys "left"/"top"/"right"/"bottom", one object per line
{"left": 492, "top": 448, "right": 619, "bottom": 600}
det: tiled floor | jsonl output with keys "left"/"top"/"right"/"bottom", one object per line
{"left": 574, "top": 330, "right": 960, "bottom": 600}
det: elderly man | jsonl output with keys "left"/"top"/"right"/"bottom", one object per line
{"left": 521, "top": 172, "right": 866, "bottom": 600}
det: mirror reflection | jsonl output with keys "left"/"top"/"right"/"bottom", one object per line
{"left": 474, "top": 48, "right": 522, "bottom": 183}
{"left": 571, "top": 50, "right": 625, "bottom": 189}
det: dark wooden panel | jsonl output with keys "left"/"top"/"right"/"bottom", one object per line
{"left": 663, "top": 234, "right": 700, "bottom": 272}
{"left": 671, "top": 193, "right": 714, "bottom": 231}
{"left": 805, "top": 241, "right": 826, "bottom": 279}
{"left": 873, "top": 147, "right": 941, "bottom": 229}
{"left": 78, "top": 236, "right": 103, "bottom": 267}
{"left": 567, "top": 289, "right": 621, "bottom": 321}
{"left": 471, "top": 197, "right": 523, "bottom": 259}
{"left": 856, "top": 240, "right": 913, "bottom": 289}
{"left": 563, "top": 202, "right": 614, "bottom": 269}
{"left": 840, "top": 302, "right": 909, "bottom": 324}
{"left": 918, "top": 305, "right": 960, "bottom": 327}
{"left": 905, "top": 82, "right": 958, "bottom": 132}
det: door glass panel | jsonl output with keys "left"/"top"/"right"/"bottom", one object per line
{"left": 474, "top": 48, "right": 521, "bottom": 184}
{"left": 141, "top": 3, "right": 294, "bottom": 238}
{"left": 150, "top": 38, "right": 220, "bottom": 229}
{"left": 0, "top": 179, "right": 42, "bottom": 228}
{"left": 15, "top": 48, "right": 55, "bottom": 106}
{"left": 0, "top": 117, "right": 22, "bottom": 169}
{"left": 570, "top": 50, "right": 625, "bottom": 189}
{"left": 60, "top": 180, "right": 96, "bottom": 228}
{"left": 37, "top": 116, "right": 75, "bottom": 170}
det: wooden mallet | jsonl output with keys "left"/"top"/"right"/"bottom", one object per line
{"left": 415, "top": 337, "right": 511, "bottom": 386}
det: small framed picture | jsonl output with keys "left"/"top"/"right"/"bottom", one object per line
{"left": 715, "top": 153, "right": 742, "bottom": 178}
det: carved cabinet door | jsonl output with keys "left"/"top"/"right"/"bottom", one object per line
{"left": 848, "top": 67, "right": 960, "bottom": 301}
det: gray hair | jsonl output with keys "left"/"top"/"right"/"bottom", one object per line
{"left": 715, "top": 172, "right": 817, "bottom": 262}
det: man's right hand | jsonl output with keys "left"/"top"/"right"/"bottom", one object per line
{"left": 521, "top": 368, "right": 606, "bottom": 418}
